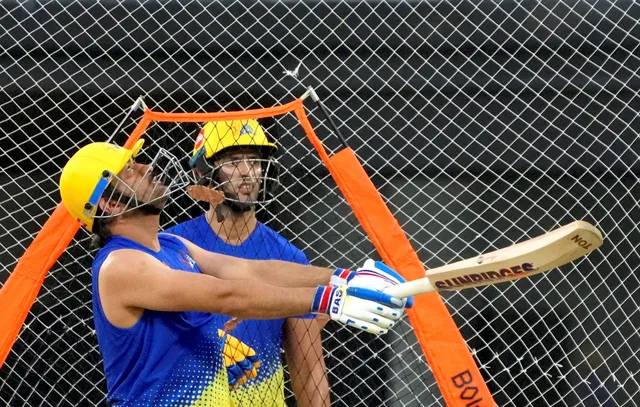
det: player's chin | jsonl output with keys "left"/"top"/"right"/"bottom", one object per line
{"left": 237, "top": 190, "right": 259, "bottom": 203}
{"left": 140, "top": 181, "right": 168, "bottom": 194}
{"left": 156, "top": 191, "right": 171, "bottom": 205}
{"left": 144, "top": 193, "right": 170, "bottom": 209}
{"left": 140, "top": 187, "right": 168, "bottom": 203}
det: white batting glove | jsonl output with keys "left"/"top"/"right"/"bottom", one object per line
{"left": 310, "top": 285, "right": 404, "bottom": 335}
{"left": 330, "top": 260, "right": 414, "bottom": 308}
{"left": 329, "top": 267, "right": 356, "bottom": 287}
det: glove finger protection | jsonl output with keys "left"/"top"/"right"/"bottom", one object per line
{"left": 311, "top": 285, "right": 404, "bottom": 335}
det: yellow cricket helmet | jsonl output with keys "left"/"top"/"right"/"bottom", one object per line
{"left": 189, "top": 119, "right": 277, "bottom": 171}
{"left": 59, "top": 139, "right": 144, "bottom": 231}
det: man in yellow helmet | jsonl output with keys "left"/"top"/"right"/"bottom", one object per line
{"left": 59, "top": 139, "right": 412, "bottom": 407}
{"left": 166, "top": 119, "right": 329, "bottom": 406}
{"left": 188, "top": 120, "right": 280, "bottom": 218}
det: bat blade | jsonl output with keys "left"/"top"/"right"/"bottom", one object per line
{"left": 385, "top": 221, "right": 603, "bottom": 298}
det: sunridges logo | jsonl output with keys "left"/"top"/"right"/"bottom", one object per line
{"left": 194, "top": 129, "right": 205, "bottom": 150}
{"left": 434, "top": 263, "right": 535, "bottom": 289}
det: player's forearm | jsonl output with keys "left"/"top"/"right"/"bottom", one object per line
{"left": 304, "top": 372, "right": 331, "bottom": 407}
{"left": 184, "top": 239, "right": 336, "bottom": 287}
{"left": 293, "top": 368, "right": 331, "bottom": 407}
{"left": 216, "top": 281, "right": 317, "bottom": 319}
{"left": 246, "top": 260, "right": 334, "bottom": 288}
{"left": 285, "top": 319, "right": 331, "bottom": 407}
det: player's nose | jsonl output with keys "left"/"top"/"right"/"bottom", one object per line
{"left": 236, "top": 159, "right": 253, "bottom": 176}
{"left": 134, "top": 163, "right": 152, "bottom": 176}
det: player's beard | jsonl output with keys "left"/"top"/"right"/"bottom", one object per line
{"left": 221, "top": 182, "right": 257, "bottom": 214}
{"left": 211, "top": 170, "right": 259, "bottom": 214}
{"left": 135, "top": 182, "right": 169, "bottom": 215}
{"left": 119, "top": 191, "right": 168, "bottom": 217}
{"left": 211, "top": 187, "right": 254, "bottom": 223}
{"left": 117, "top": 178, "right": 170, "bottom": 217}
{"left": 136, "top": 198, "right": 166, "bottom": 216}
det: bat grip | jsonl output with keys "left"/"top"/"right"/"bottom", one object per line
{"left": 384, "top": 277, "right": 437, "bottom": 298}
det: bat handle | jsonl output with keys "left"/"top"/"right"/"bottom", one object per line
{"left": 384, "top": 277, "right": 437, "bottom": 298}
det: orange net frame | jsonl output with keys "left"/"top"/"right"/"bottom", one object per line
{"left": 0, "top": 96, "right": 492, "bottom": 407}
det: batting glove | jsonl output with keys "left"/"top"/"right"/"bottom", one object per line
{"left": 329, "top": 267, "right": 356, "bottom": 287}
{"left": 311, "top": 285, "right": 404, "bottom": 335}
{"left": 330, "top": 260, "right": 414, "bottom": 308}
{"left": 218, "top": 329, "right": 261, "bottom": 389}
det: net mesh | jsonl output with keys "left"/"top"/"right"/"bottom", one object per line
{"left": 1, "top": 1, "right": 639, "bottom": 406}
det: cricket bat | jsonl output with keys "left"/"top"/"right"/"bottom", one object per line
{"left": 385, "top": 220, "right": 603, "bottom": 298}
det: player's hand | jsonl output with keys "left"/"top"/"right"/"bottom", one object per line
{"left": 352, "top": 259, "right": 414, "bottom": 308}
{"left": 310, "top": 285, "right": 404, "bottom": 335}
{"left": 330, "top": 260, "right": 414, "bottom": 308}
{"left": 218, "top": 329, "right": 261, "bottom": 389}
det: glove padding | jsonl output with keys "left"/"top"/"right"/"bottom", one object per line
{"left": 329, "top": 268, "right": 355, "bottom": 287}
{"left": 330, "top": 260, "right": 414, "bottom": 309}
{"left": 218, "top": 329, "right": 261, "bottom": 389}
{"left": 311, "top": 285, "right": 404, "bottom": 335}
{"left": 352, "top": 259, "right": 414, "bottom": 308}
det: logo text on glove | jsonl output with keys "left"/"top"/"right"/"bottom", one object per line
{"left": 331, "top": 288, "right": 343, "bottom": 314}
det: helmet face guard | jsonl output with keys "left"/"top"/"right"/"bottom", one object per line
{"left": 85, "top": 148, "right": 193, "bottom": 221}
{"left": 190, "top": 148, "right": 282, "bottom": 209}
{"left": 188, "top": 119, "right": 282, "bottom": 211}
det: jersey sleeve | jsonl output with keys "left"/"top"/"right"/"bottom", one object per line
{"left": 291, "top": 246, "right": 310, "bottom": 266}
{"left": 161, "top": 225, "right": 180, "bottom": 237}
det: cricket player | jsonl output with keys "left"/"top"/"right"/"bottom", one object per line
{"left": 166, "top": 120, "right": 328, "bottom": 406}
{"left": 58, "top": 139, "right": 412, "bottom": 407}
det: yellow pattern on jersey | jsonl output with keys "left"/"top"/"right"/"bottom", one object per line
{"left": 230, "top": 366, "right": 286, "bottom": 407}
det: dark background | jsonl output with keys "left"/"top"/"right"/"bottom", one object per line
{"left": 1, "top": 1, "right": 639, "bottom": 406}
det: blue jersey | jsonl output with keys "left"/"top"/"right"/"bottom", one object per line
{"left": 92, "top": 234, "right": 230, "bottom": 407}
{"left": 165, "top": 215, "right": 311, "bottom": 406}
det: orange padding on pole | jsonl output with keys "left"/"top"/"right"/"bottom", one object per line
{"left": 0, "top": 96, "right": 494, "bottom": 407}
{"left": 0, "top": 99, "right": 305, "bottom": 370}
{"left": 0, "top": 205, "right": 80, "bottom": 368}
{"left": 295, "top": 105, "right": 496, "bottom": 407}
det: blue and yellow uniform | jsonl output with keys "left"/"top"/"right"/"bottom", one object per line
{"left": 166, "top": 215, "right": 311, "bottom": 407}
{"left": 92, "top": 234, "right": 230, "bottom": 407}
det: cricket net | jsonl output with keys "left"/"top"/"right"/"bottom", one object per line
{"left": 1, "top": 1, "right": 639, "bottom": 406}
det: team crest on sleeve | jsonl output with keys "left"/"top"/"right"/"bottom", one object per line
{"left": 179, "top": 250, "right": 197, "bottom": 268}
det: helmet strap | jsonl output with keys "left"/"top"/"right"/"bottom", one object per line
{"left": 214, "top": 204, "right": 225, "bottom": 223}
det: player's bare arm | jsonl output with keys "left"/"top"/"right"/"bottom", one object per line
{"left": 284, "top": 318, "right": 330, "bottom": 407}
{"left": 98, "top": 248, "right": 405, "bottom": 335}
{"left": 98, "top": 248, "right": 318, "bottom": 326}
{"left": 172, "top": 234, "right": 335, "bottom": 288}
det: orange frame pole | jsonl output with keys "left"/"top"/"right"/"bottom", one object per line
{"left": 294, "top": 104, "right": 496, "bottom": 407}
{"left": 1, "top": 98, "right": 496, "bottom": 407}
{"left": 0, "top": 99, "right": 303, "bottom": 369}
